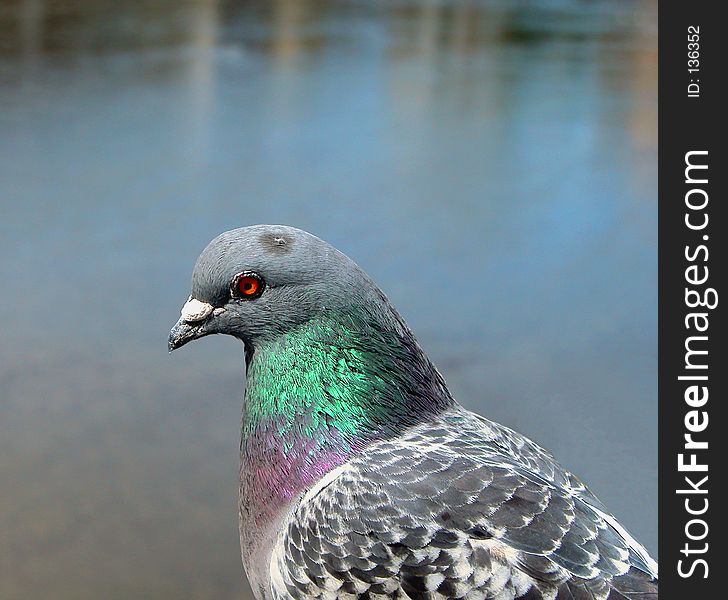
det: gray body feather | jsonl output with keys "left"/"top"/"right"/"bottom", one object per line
{"left": 270, "top": 407, "right": 657, "bottom": 600}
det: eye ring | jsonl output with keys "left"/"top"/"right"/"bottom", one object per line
{"left": 230, "top": 271, "right": 265, "bottom": 300}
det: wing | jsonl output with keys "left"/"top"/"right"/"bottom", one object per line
{"left": 271, "top": 409, "right": 658, "bottom": 600}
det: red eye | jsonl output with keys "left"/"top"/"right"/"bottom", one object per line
{"left": 238, "top": 277, "right": 259, "bottom": 295}
{"left": 231, "top": 272, "right": 264, "bottom": 299}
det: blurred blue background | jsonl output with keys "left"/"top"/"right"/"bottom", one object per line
{"left": 0, "top": 1, "right": 656, "bottom": 599}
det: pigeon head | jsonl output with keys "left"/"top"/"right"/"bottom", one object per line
{"left": 168, "top": 225, "right": 386, "bottom": 351}
{"left": 170, "top": 224, "right": 455, "bottom": 510}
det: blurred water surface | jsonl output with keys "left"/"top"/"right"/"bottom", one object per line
{"left": 0, "top": 1, "right": 656, "bottom": 599}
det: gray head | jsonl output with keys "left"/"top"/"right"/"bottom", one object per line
{"left": 168, "top": 225, "right": 388, "bottom": 351}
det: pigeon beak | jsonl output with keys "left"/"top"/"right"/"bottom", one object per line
{"left": 168, "top": 318, "right": 202, "bottom": 352}
{"left": 168, "top": 296, "right": 218, "bottom": 352}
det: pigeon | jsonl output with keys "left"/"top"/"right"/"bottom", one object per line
{"left": 169, "top": 225, "right": 658, "bottom": 600}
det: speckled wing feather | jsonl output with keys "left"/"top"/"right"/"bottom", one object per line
{"left": 271, "top": 408, "right": 658, "bottom": 600}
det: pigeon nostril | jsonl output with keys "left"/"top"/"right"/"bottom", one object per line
{"left": 180, "top": 296, "right": 214, "bottom": 323}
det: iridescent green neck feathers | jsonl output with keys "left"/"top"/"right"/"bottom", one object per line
{"left": 239, "top": 307, "right": 453, "bottom": 508}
